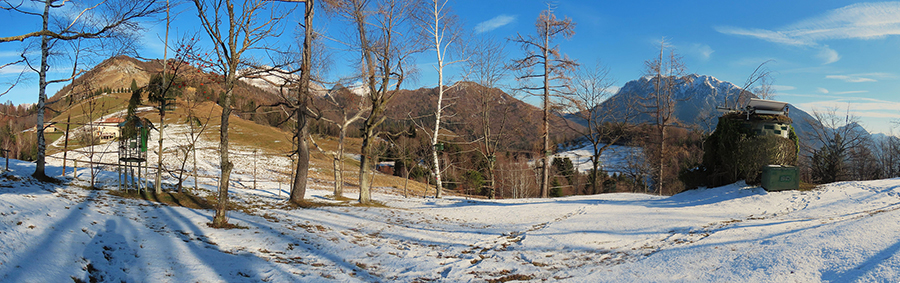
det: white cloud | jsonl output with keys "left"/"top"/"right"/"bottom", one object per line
{"left": 714, "top": 26, "right": 809, "bottom": 46}
{"left": 771, "top": 85, "right": 796, "bottom": 91}
{"left": 834, "top": 90, "right": 868, "bottom": 95}
{"left": 784, "top": 2, "right": 900, "bottom": 41}
{"left": 0, "top": 51, "right": 23, "bottom": 58}
{"left": 816, "top": 45, "right": 840, "bottom": 64}
{"left": 690, "top": 43, "right": 715, "bottom": 61}
{"left": 825, "top": 72, "right": 895, "bottom": 83}
{"left": 0, "top": 64, "right": 28, "bottom": 75}
{"left": 825, "top": 75, "right": 877, "bottom": 83}
{"left": 475, "top": 15, "right": 517, "bottom": 34}
{"left": 716, "top": 2, "right": 900, "bottom": 64}
{"left": 816, "top": 87, "right": 829, "bottom": 94}
{"left": 719, "top": 2, "right": 900, "bottom": 44}
{"left": 796, "top": 97, "right": 900, "bottom": 117}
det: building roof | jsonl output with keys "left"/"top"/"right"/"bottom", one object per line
{"left": 101, "top": 117, "right": 126, "bottom": 124}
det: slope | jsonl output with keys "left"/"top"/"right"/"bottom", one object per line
{"left": 1, "top": 157, "right": 899, "bottom": 282}
{"left": 386, "top": 82, "right": 584, "bottom": 152}
{"left": 41, "top": 55, "right": 431, "bottom": 196}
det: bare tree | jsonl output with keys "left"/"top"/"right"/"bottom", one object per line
{"left": 192, "top": 0, "right": 293, "bottom": 227}
{"left": 567, "top": 62, "right": 634, "bottom": 194}
{"left": 464, "top": 36, "right": 509, "bottom": 199}
{"left": 0, "top": 59, "right": 25, "bottom": 97}
{"left": 806, "top": 107, "right": 870, "bottom": 184}
{"left": 622, "top": 139, "right": 651, "bottom": 193}
{"left": 318, "top": 86, "right": 369, "bottom": 198}
{"left": 146, "top": 0, "right": 187, "bottom": 194}
{"left": 641, "top": 38, "right": 687, "bottom": 195}
{"left": 724, "top": 60, "right": 775, "bottom": 109}
{"left": 74, "top": 83, "right": 113, "bottom": 188}
{"left": 0, "top": 0, "right": 163, "bottom": 180}
{"left": 174, "top": 93, "right": 215, "bottom": 192}
{"left": 510, "top": 5, "right": 577, "bottom": 198}
{"left": 147, "top": 41, "right": 190, "bottom": 194}
{"left": 333, "top": 0, "right": 420, "bottom": 204}
{"left": 267, "top": 0, "right": 319, "bottom": 205}
{"left": 497, "top": 155, "right": 538, "bottom": 199}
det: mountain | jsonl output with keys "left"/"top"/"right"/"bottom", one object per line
{"left": 43, "top": 55, "right": 584, "bottom": 156}
{"left": 45, "top": 56, "right": 294, "bottom": 129}
{"left": 383, "top": 81, "right": 583, "bottom": 152}
{"left": 576, "top": 74, "right": 822, "bottom": 145}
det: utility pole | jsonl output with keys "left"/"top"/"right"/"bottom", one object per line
{"left": 1, "top": 148, "right": 9, "bottom": 171}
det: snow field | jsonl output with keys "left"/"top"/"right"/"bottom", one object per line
{"left": 1, "top": 123, "right": 899, "bottom": 281}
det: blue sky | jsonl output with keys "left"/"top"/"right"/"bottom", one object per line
{"left": 3, "top": 0, "right": 900, "bottom": 134}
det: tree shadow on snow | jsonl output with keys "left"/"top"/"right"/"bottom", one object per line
{"left": 822, "top": 238, "right": 900, "bottom": 282}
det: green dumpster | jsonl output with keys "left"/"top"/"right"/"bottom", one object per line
{"left": 761, "top": 165, "right": 799, "bottom": 191}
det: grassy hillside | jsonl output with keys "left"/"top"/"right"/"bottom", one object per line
{"left": 46, "top": 76, "right": 432, "bottom": 197}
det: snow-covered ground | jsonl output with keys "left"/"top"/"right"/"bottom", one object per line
{"left": 554, "top": 142, "right": 642, "bottom": 174}
{"left": 2, "top": 155, "right": 900, "bottom": 282}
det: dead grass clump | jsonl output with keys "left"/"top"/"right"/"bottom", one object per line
{"left": 108, "top": 189, "right": 215, "bottom": 209}
{"left": 206, "top": 221, "right": 248, "bottom": 229}
{"left": 487, "top": 274, "right": 534, "bottom": 283}
{"left": 286, "top": 200, "right": 347, "bottom": 209}
{"left": 352, "top": 200, "right": 389, "bottom": 208}
{"left": 798, "top": 182, "right": 818, "bottom": 191}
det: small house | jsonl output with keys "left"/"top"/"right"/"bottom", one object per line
{"left": 96, "top": 117, "right": 125, "bottom": 140}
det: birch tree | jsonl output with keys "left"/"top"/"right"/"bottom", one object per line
{"left": 415, "top": 0, "right": 462, "bottom": 198}
{"left": 510, "top": 5, "right": 577, "bottom": 198}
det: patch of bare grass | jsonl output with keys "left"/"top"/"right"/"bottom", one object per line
{"left": 108, "top": 189, "right": 215, "bottom": 209}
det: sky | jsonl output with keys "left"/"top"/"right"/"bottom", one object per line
{"left": 2, "top": 0, "right": 900, "bottom": 134}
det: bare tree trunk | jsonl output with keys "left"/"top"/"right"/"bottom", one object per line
{"left": 540, "top": 25, "right": 551, "bottom": 199}
{"left": 359, "top": 121, "right": 376, "bottom": 203}
{"left": 403, "top": 165, "right": 410, "bottom": 198}
{"left": 333, "top": 127, "right": 347, "bottom": 198}
{"left": 431, "top": 83, "right": 444, "bottom": 198}
{"left": 213, "top": 85, "right": 235, "bottom": 227}
{"left": 63, "top": 115, "right": 70, "bottom": 176}
{"left": 156, "top": 109, "right": 165, "bottom": 194}
{"left": 425, "top": 0, "right": 456, "bottom": 199}
{"left": 155, "top": 0, "right": 171, "bottom": 195}
{"left": 32, "top": 1, "right": 51, "bottom": 180}
{"left": 290, "top": 112, "right": 309, "bottom": 203}
{"left": 510, "top": 7, "right": 576, "bottom": 198}
{"left": 289, "top": 0, "right": 315, "bottom": 204}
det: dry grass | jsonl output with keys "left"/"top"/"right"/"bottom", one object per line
{"left": 108, "top": 189, "right": 215, "bottom": 210}
{"left": 798, "top": 182, "right": 818, "bottom": 191}
{"left": 50, "top": 93, "right": 131, "bottom": 126}
{"left": 48, "top": 92, "right": 435, "bottom": 198}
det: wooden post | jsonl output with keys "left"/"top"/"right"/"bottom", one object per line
{"left": 146, "top": 161, "right": 151, "bottom": 191}
{"left": 117, "top": 161, "right": 122, "bottom": 191}
{"left": 130, "top": 164, "right": 136, "bottom": 190}
{"left": 1, "top": 148, "right": 9, "bottom": 171}
{"left": 62, "top": 115, "right": 70, "bottom": 176}
{"left": 253, "top": 150, "right": 258, "bottom": 190}
{"left": 137, "top": 162, "right": 143, "bottom": 191}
